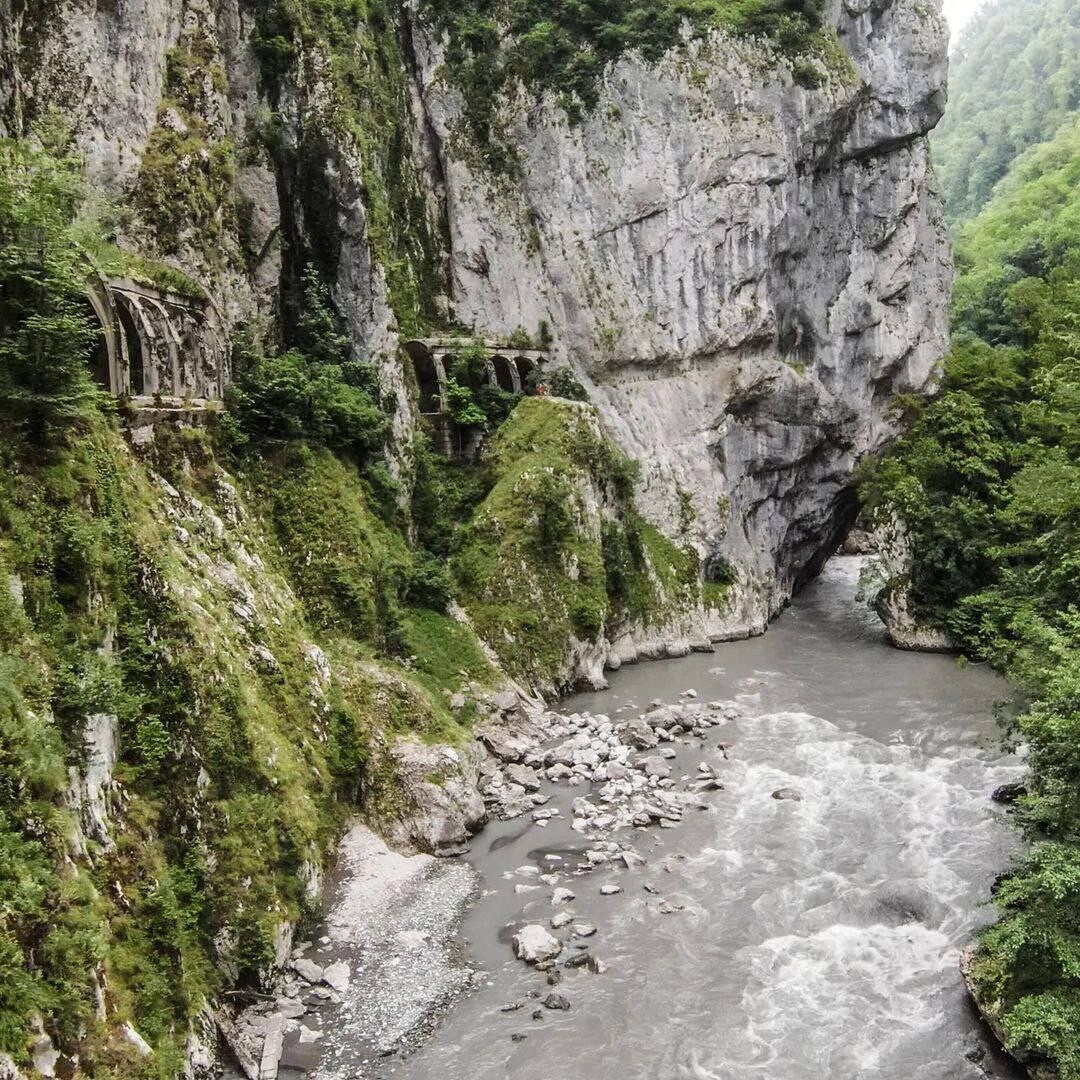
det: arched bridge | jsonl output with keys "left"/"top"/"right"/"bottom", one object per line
{"left": 84, "top": 277, "right": 228, "bottom": 404}
{"left": 403, "top": 338, "right": 549, "bottom": 415}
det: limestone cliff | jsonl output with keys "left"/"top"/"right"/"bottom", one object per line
{"left": 410, "top": 0, "right": 951, "bottom": 626}
{"left": 1, "top": 0, "right": 950, "bottom": 635}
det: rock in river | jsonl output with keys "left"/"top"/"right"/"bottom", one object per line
{"left": 513, "top": 925, "right": 563, "bottom": 964}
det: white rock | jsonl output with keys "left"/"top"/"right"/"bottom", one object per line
{"left": 322, "top": 960, "right": 351, "bottom": 993}
{"left": 513, "top": 924, "right": 563, "bottom": 964}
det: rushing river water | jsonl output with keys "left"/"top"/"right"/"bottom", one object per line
{"left": 384, "top": 556, "right": 1025, "bottom": 1080}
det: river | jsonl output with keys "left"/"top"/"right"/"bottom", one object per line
{"left": 379, "top": 556, "right": 1025, "bottom": 1080}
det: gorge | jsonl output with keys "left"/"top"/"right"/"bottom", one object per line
{"left": 1, "top": 0, "right": 1076, "bottom": 1076}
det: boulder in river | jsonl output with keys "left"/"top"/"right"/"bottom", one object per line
{"left": 639, "top": 756, "right": 672, "bottom": 779}
{"left": 991, "top": 781, "right": 1027, "bottom": 805}
{"left": 513, "top": 925, "right": 563, "bottom": 964}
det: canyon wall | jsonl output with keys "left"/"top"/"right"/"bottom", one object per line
{"left": 2, "top": 0, "right": 950, "bottom": 632}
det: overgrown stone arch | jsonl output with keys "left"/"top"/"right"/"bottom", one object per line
{"left": 514, "top": 355, "right": 537, "bottom": 390}
{"left": 84, "top": 278, "right": 227, "bottom": 401}
{"left": 489, "top": 354, "right": 518, "bottom": 392}
{"left": 403, "top": 339, "right": 445, "bottom": 413}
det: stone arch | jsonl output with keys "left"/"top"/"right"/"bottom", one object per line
{"left": 114, "top": 296, "right": 146, "bottom": 396}
{"left": 83, "top": 282, "right": 121, "bottom": 393}
{"left": 404, "top": 340, "right": 444, "bottom": 413}
{"left": 514, "top": 356, "right": 537, "bottom": 392}
{"left": 78, "top": 299, "right": 111, "bottom": 392}
{"left": 489, "top": 355, "right": 518, "bottom": 393}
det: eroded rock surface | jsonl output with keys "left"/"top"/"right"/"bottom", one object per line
{"left": 411, "top": 0, "right": 951, "bottom": 627}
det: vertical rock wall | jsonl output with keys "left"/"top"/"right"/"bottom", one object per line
{"left": 1, "top": 0, "right": 951, "bottom": 629}
{"left": 409, "top": 0, "right": 952, "bottom": 626}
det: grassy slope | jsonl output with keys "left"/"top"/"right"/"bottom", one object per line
{"left": 0, "top": 418, "right": 500, "bottom": 1075}
{"left": 452, "top": 397, "right": 708, "bottom": 689}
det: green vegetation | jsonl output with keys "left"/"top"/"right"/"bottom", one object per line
{"left": 134, "top": 29, "right": 237, "bottom": 258}
{"left": 225, "top": 267, "right": 390, "bottom": 463}
{"left": 931, "top": 0, "right": 1080, "bottom": 221}
{"left": 863, "top": 101, "right": 1080, "bottom": 1079}
{"left": 0, "top": 134, "right": 105, "bottom": 440}
{"left": 419, "top": 0, "right": 838, "bottom": 168}
{"left": 0, "top": 134, "right": 492, "bottom": 1070}
{"left": 544, "top": 365, "right": 589, "bottom": 401}
{"left": 450, "top": 397, "right": 703, "bottom": 686}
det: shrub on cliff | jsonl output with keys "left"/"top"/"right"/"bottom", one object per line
{"left": 421, "top": 0, "right": 835, "bottom": 168}
{"left": 0, "top": 131, "right": 104, "bottom": 441}
{"left": 225, "top": 267, "right": 389, "bottom": 462}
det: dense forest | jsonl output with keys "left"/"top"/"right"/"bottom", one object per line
{"left": 864, "top": 0, "right": 1080, "bottom": 1073}
{"left": 931, "top": 0, "right": 1079, "bottom": 221}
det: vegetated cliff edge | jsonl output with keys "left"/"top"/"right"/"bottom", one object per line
{"left": 0, "top": 0, "right": 951, "bottom": 1074}
{"left": 411, "top": 0, "right": 952, "bottom": 628}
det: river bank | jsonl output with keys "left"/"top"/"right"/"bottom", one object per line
{"left": 229, "top": 557, "right": 1028, "bottom": 1079}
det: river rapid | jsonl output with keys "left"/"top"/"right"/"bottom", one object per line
{"left": 380, "top": 556, "right": 1025, "bottom": 1080}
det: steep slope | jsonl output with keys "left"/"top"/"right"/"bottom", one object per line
{"left": 411, "top": 0, "right": 951, "bottom": 624}
{"left": 0, "top": 0, "right": 953, "bottom": 1073}
{"left": 863, "top": 41, "right": 1080, "bottom": 1080}
{"left": 1, "top": 0, "right": 951, "bottom": 631}
{"left": 931, "top": 0, "right": 1080, "bottom": 221}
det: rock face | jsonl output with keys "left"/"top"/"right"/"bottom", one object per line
{"left": 868, "top": 515, "right": 955, "bottom": 651}
{"left": 4, "top": 0, "right": 951, "bottom": 633}
{"left": 410, "top": 0, "right": 951, "bottom": 625}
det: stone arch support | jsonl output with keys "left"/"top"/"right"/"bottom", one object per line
{"left": 85, "top": 277, "right": 227, "bottom": 404}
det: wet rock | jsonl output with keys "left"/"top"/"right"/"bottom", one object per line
{"left": 258, "top": 1023, "right": 284, "bottom": 1080}
{"left": 506, "top": 763, "right": 541, "bottom": 791}
{"left": 572, "top": 923, "right": 597, "bottom": 937}
{"left": 291, "top": 958, "right": 324, "bottom": 984}
{"left": 543, "top": 993, "right": 571, "bottom": 1011}
{"left": 551, "top": 911, "right": 574, "bottom": 929}
{"left": 621, "top": 718, "right": 658, "bottom": 749}
{"left": 513, "top": 925, "right": 563, "bottom": 964}
{"left": 511, "top": 1033, "right": 528, "bottom": 1043}
{"left": 500, "top": 1001, "right": 524, "bottom": 1012}
{"left": 991, "top": 781, "right": 1027, "bottom": 805}
{"left": 599, "top": 884, "right": 622, "bottom": 896}
{"left": 479, "top": 728, "right": 531, "bottom": 763}
{"left": 321, "top": 960, "right": 350, "bottom": 994}
{"left": 276, "top": 999, "right": 306, "bottom": 1020}
{"left": 587, "top": 955, "right": 608, "bottom": 975}
{"left": 771, "top": 787, "right": 803, "bottom": 801}
{"left": 564, "top": 951, "right": 591, "bottom": 969}
{"left": 638, "top": 756, "right": 672, "bottom": 779}
{"left": 551, "top": 887, "right": 576, "bottom": 905}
